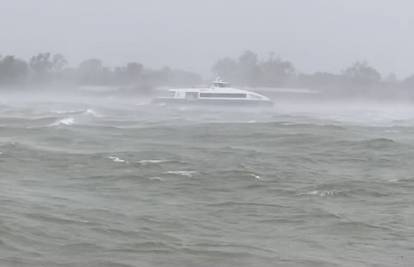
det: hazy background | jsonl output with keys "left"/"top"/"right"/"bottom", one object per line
{"left": 1, "top": 0, "right": 414, "bottom": 77}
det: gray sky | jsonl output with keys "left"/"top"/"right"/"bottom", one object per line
{"left": 1, "top": 0, "right": 414, "bottom": 78}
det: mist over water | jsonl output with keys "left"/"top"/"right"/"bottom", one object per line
{"left": 0, "top": 89, "right": 413, "bottom": 266}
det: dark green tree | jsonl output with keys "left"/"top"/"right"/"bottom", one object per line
{"left": 402, "top": 74, "right": 414, "bottom": 89}
{"left": 51, "top": 54, "right": 68, "bottom": 73}
{"left": 78, "top": 58, "right": 104, "bottom": 85}
{"left": 0, "top": 55, "right": 29, "bottom": 84}
{"left": 30, "top": 53, "right": 53, "bottom": 79}
{"left": 29, "top": 53, "right": 68, "bottom": 82}
{"left": 212, "top": 57, "right": 238, "bottom": 81}
{"left": 259, "top": 54, "right": 295, "bottom": 86}
{"left": 238, "top": 50, "right": 260, "bottom": 85}
{"left": 343, "top": 62, "right": 381, "bottom": 87}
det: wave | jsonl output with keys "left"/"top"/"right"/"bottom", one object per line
{"left": 300, "top": 190, "right": 342, "bottom": 198}
{"left": 136, "top": 159, "right": 181, "bottom": 166}
{"left": 83, "top": 108, "right": 102, "bottom": 118}
{"left": 250, "top": 173, "right": 262, "bottom": 181}
{"left": 331, "top": 137, "right": 406, "bottom": 152}
{"left": 165, "top": 170, "right": 197, "bottom": 177}
{"left": 148, "top": 176, "right": 164, "bottom": 182}
{"left": 53, "top": 109, "right": 85, "bottom": 115}
{"left": 49, "top": 117, "right": 75, "bottom": 126}
{"left": 362, "top": 138, "right": 396, "bottom": 147}
{"left": 300, "top": 181, "right": 396, "bottom": 199}
{"left": 108, "top": 156, "right": 128, "bottom": 163}
{"left": 138, "top": 159, "right": 170, "bottom": 165}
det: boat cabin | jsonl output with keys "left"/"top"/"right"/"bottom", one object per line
{"left": 154, "top": 78, "right": 273, "bottom": 107}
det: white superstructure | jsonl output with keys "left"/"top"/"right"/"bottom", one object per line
{"left": 153, "top": 79, "right": 273, "bottom": 107}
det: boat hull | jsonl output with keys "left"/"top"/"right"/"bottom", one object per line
{"left": 152, "top": 98, "right": 274, "bottom": 108}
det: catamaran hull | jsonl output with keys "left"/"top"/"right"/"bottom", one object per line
{"left": 152, "top": 98, "right": 274, "bottom": 108}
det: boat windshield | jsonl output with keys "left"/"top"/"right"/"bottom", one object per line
{"left": 213, "top": 82, "right": 231, "bottom": 88}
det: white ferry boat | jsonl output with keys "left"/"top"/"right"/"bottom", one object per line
{"left": 152, "top": 79, "right": 273, "bottom": 108}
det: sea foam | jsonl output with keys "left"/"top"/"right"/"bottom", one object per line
{"left": 49, "top": 117, "right": 75, "bottom": 126}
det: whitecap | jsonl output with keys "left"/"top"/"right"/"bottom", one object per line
{"left": 84, "top": 108, "right": 102, "bottom": 117}
{"left": 108, "top": 156, "right": 127, "bottom": 163}
{"left": 49, "top": 117, "right": 75, "bottom": 126}
{"left": 138, "top": 159, "right": 170, "bottom": 165}
{"left": 165, "top": 170, "right": 196, "bottom": 177}
{"left": 250, "top": 173, "right": 262, "bottom": 181}
{"left": 54, "top": 109, "right": 84, "bottom": 115}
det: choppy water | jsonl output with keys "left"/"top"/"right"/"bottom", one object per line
{"left": 1, "top": 97, "right": 414, "bottom": 267}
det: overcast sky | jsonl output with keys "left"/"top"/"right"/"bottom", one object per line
{"left": 1, "top": 0, "right": 414, "bottom": 78}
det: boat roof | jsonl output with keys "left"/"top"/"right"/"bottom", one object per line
{"left": 169, "top": 87, "right": 251, "bottom": 94}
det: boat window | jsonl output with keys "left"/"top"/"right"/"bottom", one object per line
{"left": 185, "top": 92, "right": 199, "bottom": 99}
{"left": 169, "top": 91, "right": 176, "bottom": 97}
{"left": 199, "top": 93, "right": 247, "bottom": 98}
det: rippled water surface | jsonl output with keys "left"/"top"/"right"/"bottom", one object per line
{"left": 0, "top": 96, "right": 413, "bottom": 266}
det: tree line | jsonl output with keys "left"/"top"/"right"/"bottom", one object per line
{"left": 2, "top": 51, "right": 414, "bottom": 95}
{"left": 213, "top": 50, "right": 414, "bottom": 94}
{"left": 0, "top": 53, "right": 201, "bottom": 92}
